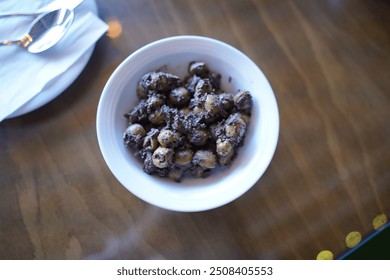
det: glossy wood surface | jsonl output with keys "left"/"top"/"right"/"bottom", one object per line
{"left": 1, "top": 0, "right": 389, "bottom": 259}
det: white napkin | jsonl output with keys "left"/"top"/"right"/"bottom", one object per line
{"left": 0, "top": 0, "right": 108, "bottom": 121}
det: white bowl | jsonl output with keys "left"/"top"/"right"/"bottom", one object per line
{"left": 97, "top": 36, "right": 279, "bottom": 212}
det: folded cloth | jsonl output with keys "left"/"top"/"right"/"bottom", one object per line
{"left": 0, "top": 0, "right": 108, "bottom": 121}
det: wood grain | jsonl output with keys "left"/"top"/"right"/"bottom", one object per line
{"left": 0, "top": 0, "right": 389, "bottom": 259}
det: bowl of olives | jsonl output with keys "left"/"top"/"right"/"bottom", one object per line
{"left": 97, "top": 36, "right": 279, "bottom": 212}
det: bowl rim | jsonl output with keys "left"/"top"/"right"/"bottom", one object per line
{"left": 97, "top": 35, "right": 279, "bottom": 212}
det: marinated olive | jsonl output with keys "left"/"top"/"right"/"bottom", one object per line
{"left": 192, "top": 150, "right": 217, "bottom": 169}
{"left": 157, "top": 129, "right": 179, "bottom": 148}
{"left": 204, "top": 94, "right": 220, "bottom": 115}
{"left": 168, "top": 168, "right": 184, "bottom": 182}
{"left": 191, "top": 167, "right": 208, "bottom": 178}
{"left": 169, "top": 87, "right": 190, "bottom": 107}
{"left": 146, "top": 94, "right": 165, "bottom": 112}
{"left": 188, "top": 129, "right": 208, "bottom": 146}
{"left": 185, "top": 75, "right": 201, "bottom": 94}
{"left": 188, "top": 62, "right": 220, "bottom": 90}
{"left": 174, "top": 149, "right": 194, "bottom": 166}
{"left": 225, "top": 114, "right": 247, "bottom": 140}
{"left": 216, "top": 138, "right": 234, "bottom": 157}
{"left": 218, "top": 93, "right": 234, "bottom": 111}
{"left": 218, "top": 151, "right": 235, "bottom": 166}
{"left": 188, "top": 61, "right": 210, "bottom": 77}
{"left": 234, "top": 90, "right": 252, "bottom": 112}
{"left": 144, "top": 152, "right": 169, "bottom": 177}
{"left": 171, "top": 112, "right": 187, "bottom": 133}
{"left": 209, "top": 122, "right": 225, "bottom": 140}
{"left": 143, "top": 128, "right": 159, "bottom": 152}
{"left": 124, "top": 100, "right": 148, "bottom": 123}
{"left": 152, "top": 147, "right": 173, "bottom": 169}
{"left": 194, "top": 79, "right": 213, "bottom": 96}
{"left": 143, "top": 152, "right": 156, "bottom": 174}
{"left": 136, "top": 83, "right": 148, "bottom": 99}
{"left": 123, "top": 123, "right": 146, "bottom": 148}
{"left": 208, "top": 72, "right": 221, "bottom": 90}
{"left": 148, "top": 107, "right": 167, "bottom": 125}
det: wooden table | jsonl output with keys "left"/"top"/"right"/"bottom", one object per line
{"left": 1, "top": 0, "right": 389, "bottom": 260}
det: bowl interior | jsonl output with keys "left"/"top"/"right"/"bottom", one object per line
{"left": 97, "top": 36, "right": 279, "bottom": 211}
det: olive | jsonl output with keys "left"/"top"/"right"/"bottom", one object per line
{"left": 188, "top": 129, "right": 208, "bottom": 146}
{"left": 218, "top": 151, "right": 235, "bottom": 166}
{"left": 123, "top": 123, "right": 146, "bottom": 147}
{"left": 209, "top": 122, "right": 224, "bottom": 140}
{"left": 208, "top": 72, "right": 221, "bottom": 90}
{"left": 174, "top": 149, "right": 194, "bottom": 166}
{"left": 234, "top": 90, "right": 252, "bottom": 112}
{"left": 218, "top": 93, "right": 234, "bottom": 111}
{"left": 169, "top": 87, "right": 190, "bottom": 108}
{"left": 143, "top": 152, "right": 157, "bottom": 174}
{"left": 148, "top": 108, "right": 166, "bottom": 125}
{"left": 168, "top": 168, "right": 184, "bottom": 182}
{"left": 152, "top": 147, "right": 173, "bottom": 169}
{"left": 125, "top": 123, "right": 146, "bottom": 137}
{"left": 143, "top": 129, "right": 159, "bottom": 152}
{"left": 194, "top": 79, "right": 213, "bottom": 96}
{"left": 125, "top": 100, "right": 148, "bottom": 123}
{"left": 157, "top": 129, "right": 179, "bottom": 148}
{"left": 136, "top": 83, "right": 148, "bottom": 99}
{"left": 225, "top": 115, "right": 247, "bottom": 140}
{"left": 191, "top": 167, "right": 207, "bottom": 178}
{"left": 216, "top": 138, "right": 234, "bottom": 157}
{"left": 184, "top": 75, "right": 201, "bottom": 94}
{"left": 145, "top": 151, "right": 169, "bottom": 177}
{"left": 204, "top": 94, "right": 220, "bottom": 115}
{"left": 188, "top": 61, "right": 210, "bottom": 77}
{"left": 146, "top": 94, "right": 165, "bottom": 111}
{"left": 192, "top": 150, "right": 217, "bottom": 169}
{"left": 172, "top": 112, "right": 187, "bottom": 133}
